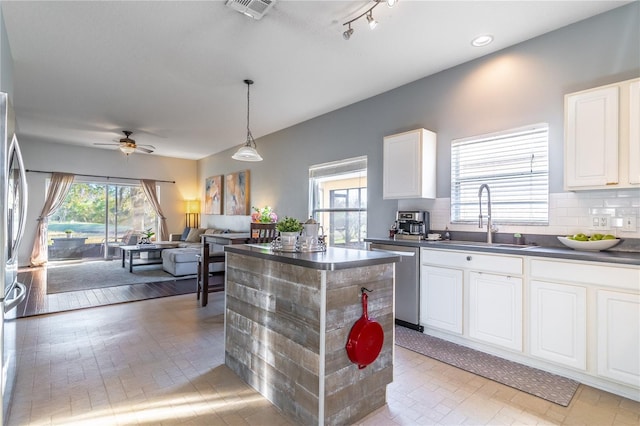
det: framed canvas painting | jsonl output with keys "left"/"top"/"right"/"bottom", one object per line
{"left": 204, "top": 175, "right": 223, "bottom": 214}
{"left": 225, "top": 170, "right": 250, "bottom": 215}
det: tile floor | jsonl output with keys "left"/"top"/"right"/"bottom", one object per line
{"left": 8, "top": 292, "right": 640, "bottom": 425}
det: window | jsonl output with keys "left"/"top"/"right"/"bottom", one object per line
{"left": 451, "top": 124, "right": 549, "bottom": 225}
{"left": 309, "top": 156, "right": 367, "bottom": 248}
{"left": 48, "top": 181, "right": 158, "bottom": 260}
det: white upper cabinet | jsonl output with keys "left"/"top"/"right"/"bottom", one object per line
{"left": 564, "top": 78, "right": 640, "bottom": 190}
{"left": 629, "top": 80, "right": 640, "bottom": 184}
{"left": 383, "top": 128, "right": 436, "bottom": 199}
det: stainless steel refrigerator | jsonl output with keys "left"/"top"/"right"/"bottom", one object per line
{"left": 1, "top": 92, "right": 27, "bottom": 425}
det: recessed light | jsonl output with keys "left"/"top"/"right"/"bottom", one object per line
{"left": 471, "top": 34, "right": 493, "bottom": 47}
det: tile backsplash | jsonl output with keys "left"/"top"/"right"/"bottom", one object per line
{"left": 398, "top": 188, "right": 640, "bottom": 239}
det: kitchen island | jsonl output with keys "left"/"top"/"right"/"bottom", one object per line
{"left": 223, "top": 244, "right": 400, "bottom": 426}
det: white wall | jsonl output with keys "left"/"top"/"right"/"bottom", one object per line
{"left": 198, "top": 3, "right": 640, "bottom": 239}
{"left": 17, "top": 139, "right": 198, "bottom": 265}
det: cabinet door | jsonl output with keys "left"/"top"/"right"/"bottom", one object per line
{"left": 383, "top": 129, "right": 436, "bottom": 199}
{"left": 565, "top": 86, "right": 619, "bottom": 188}
{"left": 530, "top": 280, "right": 586, "bottom": 370}
{"left": 597, "top": 290, "right": 640, "bottom": 387}
{"left": 420, "top": 265, "right": 463, "bottom": 334}
{"left": 629, "top": 80, "right": 640, "bottom": 184}
{"left": 469, "top": 272, "right": 522, "bottom": 351}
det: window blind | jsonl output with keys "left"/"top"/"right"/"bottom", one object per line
{"left": 451, "top": 124, "right": 549, "bottom": 225}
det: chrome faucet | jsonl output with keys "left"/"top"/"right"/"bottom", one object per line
{"left": 478, "top": 184, "right": 493, "bottom": 243}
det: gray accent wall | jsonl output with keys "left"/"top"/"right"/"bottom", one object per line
{"left": 199, "top": 3, "right": 639, "bottom": 236}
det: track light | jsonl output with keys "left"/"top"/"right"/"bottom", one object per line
{"left": 342, "top": 0, "right": 396, "bottom": 40}
{"left": 343, "top": 23, "right": 354, "bottom": 40}
{"left": 366, "top": 12, "right": 378, "bottom": 29}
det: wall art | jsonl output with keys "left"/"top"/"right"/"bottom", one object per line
{"left": 204, "top": 175, "right": 223, "bottom": 215}
{"left": 225, "top": 170, "right": 250, "bottom": 215}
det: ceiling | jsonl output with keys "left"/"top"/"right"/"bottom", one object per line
{"left": 1, "top": 0, "right": 629, "bottom": 160}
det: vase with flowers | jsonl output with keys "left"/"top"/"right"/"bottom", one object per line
{"left": 251, "top": 206, "right": 278, "bottom": 223}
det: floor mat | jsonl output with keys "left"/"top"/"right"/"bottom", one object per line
{"left": 46, "top": 260, "right": 194, "bottom": 293}
{"left": 395, "top": 326, "right": 580, "bottom": 407}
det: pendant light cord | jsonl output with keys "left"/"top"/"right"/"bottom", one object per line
{"left": 245, "top": 79, "right": 255, "bottom": 147}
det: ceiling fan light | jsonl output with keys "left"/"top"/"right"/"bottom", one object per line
{"left": 232, "top": 145, "right": 263, "bottom": 161}
{"left": 120, "top": 145, "right": 135, "bottom": 155}
{"left": 386, "top": 0, "right": 397, "bottom": 8}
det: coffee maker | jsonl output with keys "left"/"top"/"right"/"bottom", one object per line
{"left": 395, "top": 210, "right": 430, "bottom": 239}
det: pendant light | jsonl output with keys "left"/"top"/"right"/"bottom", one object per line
{"left": 232, "top": 79, "right": 263, "bottom": 162}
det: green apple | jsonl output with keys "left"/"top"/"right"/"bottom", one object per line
{"left": 603, "top": 234, "right": 616, "bottom": 240}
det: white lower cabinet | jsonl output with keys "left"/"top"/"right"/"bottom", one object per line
{"left": 418, "top": 249, "right": 640, "bottom": 401}
{"left": 597, "top": 289, "right": 640, "bottom": 387}
{"left": 469, "top": 272, "right": 523, "bottom": 351}
{"left": 420, "top": 265, "right": 463, "bottom": 334}
{"left": 530, "top": 280, "right": 587, "bottom": 370}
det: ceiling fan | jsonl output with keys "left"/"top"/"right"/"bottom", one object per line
{"left": 94, "top": 130, "right": 155, "bottom": 155}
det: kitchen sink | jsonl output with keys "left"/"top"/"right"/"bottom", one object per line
{"left": 435, "top": 240, "right": 533, "bottom": 249}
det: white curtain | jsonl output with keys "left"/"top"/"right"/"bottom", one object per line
{"left": 140, "top": 179, "right": 168, "bottom": 241}
{"left": 30, "top": 173, "right": 75, "bottom": 266}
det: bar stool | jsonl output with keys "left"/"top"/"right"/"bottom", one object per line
{"left": 197, "top": 243, "right": 225, "bottom": 306}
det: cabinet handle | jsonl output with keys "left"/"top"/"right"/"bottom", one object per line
{"left": 466, "top": 256, "right": 472, "bottom": 261}
{"left": 606, "top": 182, "right": 619, "bottom": 185}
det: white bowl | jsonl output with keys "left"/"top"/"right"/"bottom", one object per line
{"left": 557, "top": 236, "right": 621, "bottom": 251}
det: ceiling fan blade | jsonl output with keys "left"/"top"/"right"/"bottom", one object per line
{"left": 94, "top": 142, "right": 119, "bottom": 146}
{"left": 136, "top": 146, "right": 154, "bottom": 153}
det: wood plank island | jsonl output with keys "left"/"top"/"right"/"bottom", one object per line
{"left": 223, "top": 244, "right": 400, "bottom": 425}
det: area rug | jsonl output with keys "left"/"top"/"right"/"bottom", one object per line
{"left": 47, "top": 260, "right": 195, "bottom": 294}
{"left": 395, "top": 326, "right": 580, "bottom": 407}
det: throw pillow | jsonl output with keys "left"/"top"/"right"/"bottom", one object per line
{"left": 180, "top": 227, "right": 191, "bottom": 241}
{"left": 185, "top": 228, "right": 205, "bottom": 243}
{"left": 204, "top": 228, "right": 223, "bottom": 235}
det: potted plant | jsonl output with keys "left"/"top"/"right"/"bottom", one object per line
{"left": 139, "top": 228, "right": 155, "bottom": 244}
{"left": 276, "top": 217, "right": 302, "bottom": 250}
{"left": 276, "top": 217, "right": 302, "bottom": 233}
{"left": 64, "top": 229, "right": 73, "bottom": 238}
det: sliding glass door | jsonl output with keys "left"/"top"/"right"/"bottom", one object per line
{"left": 48, "top": 182, "right": 158, "bottom": 261}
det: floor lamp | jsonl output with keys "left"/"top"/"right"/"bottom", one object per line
{"left": 185, "top": 199, "right": 200, "bottom": 228}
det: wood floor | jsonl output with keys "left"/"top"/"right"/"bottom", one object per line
{"left": 13, "top": 264, "right": 224, "bottom": 318}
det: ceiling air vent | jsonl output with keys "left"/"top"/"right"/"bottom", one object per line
{"left": 225, "top": 0, "right": 275, "bottom": 20}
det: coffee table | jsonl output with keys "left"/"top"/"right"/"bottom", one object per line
{"left": 120, "top": 243, "right": 179, "bottom": 273}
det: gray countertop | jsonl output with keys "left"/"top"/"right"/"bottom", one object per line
{"left": 224, "top": 244, "right": 401, "bottom": 271}
{"left": 365, "top": 237, "right": 640, "bottom": 266}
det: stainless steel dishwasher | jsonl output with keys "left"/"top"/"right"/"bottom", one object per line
{"left": 369, "top": 243, "right": 423, "bottom": 332}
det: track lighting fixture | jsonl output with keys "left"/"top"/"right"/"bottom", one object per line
{"left": 342, "top": 0, "right": 396, "bottom": 40}
{"left": 343, "top": 23, "right": 354, "bottom": 40}
{"left": 366, "top": 12, "right": 378, "bottom": 29}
